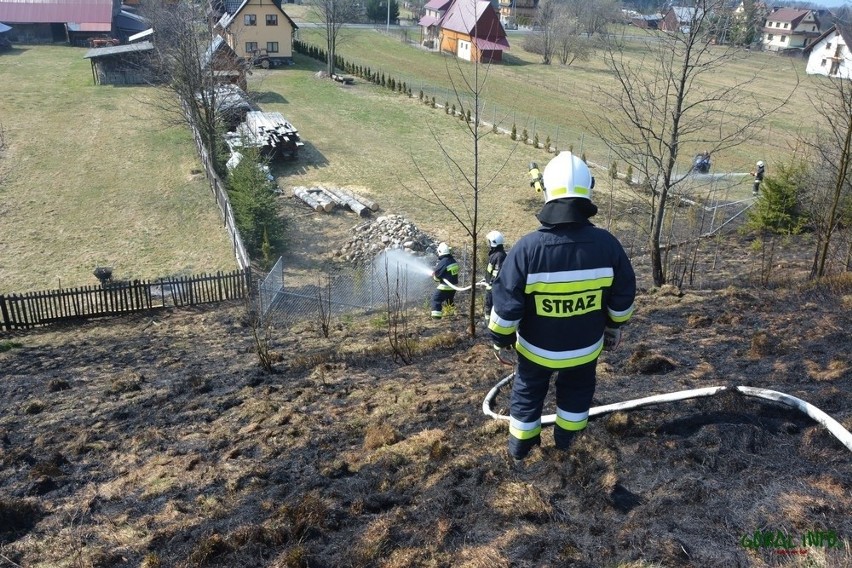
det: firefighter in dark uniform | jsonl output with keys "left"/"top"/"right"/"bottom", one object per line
{"left": 430, "top": 242, "right": 460, "bottom": 319}
{"left": 483, "top": 230, "right": 507, "bottom": 322}
{"left": 752, "top": 160, "right": 765, "bottom": 196}
{"left": 488, "top": 151, "right": 636, "bottom": 462}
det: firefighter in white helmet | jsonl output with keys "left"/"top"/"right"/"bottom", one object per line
{"left": 430, "top": 242, "right": 460, "bottom": 319}
{"left": 751, "top": 160, "right": 765, "bottom": 196}
{"left": 488, "top": 151, "right": 636, "bottom": 464}
{"left": 483, "top": 230, "right": 507, "bottom": 323}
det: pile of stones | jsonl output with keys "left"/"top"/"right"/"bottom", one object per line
{"left": 336, "top": 214, "right": 439, "bottom": 265}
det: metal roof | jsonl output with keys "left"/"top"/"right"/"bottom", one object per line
{"left": 83, "top": 39, "right": 153, "bottom": 58}
{"left": 0, "top": 0, "right": 114, "bottom": 24}
{"left": 128, "top": 27, "right": 152, "bottom": 42}
{"left": 66, "top": 21, "right": 111, "bottom": 31}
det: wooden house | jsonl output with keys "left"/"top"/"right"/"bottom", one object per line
{"left": 83, "top": 41, "right": 155, "bottom": 85}
{"left": 203, "top": 35, "right": 249, "bottom": 91}
{"left": 805, "top": 24, "right": 852, "bottom": 78}
{"left": 216, "top": 0, "right": 298, "bottom": 67}
{"left": 630, "top": 14, "right": 662, "bottom": 30}
{"left": 659, "top": 6, "right": 702, "bottom": 33}
{"left": 418, "top": 0, "right": 452, "bottom": 49}
{"left": 439, "top": 0, "right": 509, "bottom": 63}
{"left": 761, "top": 8, "right": 820, "bottom": 52}
{"left": 0, "top": 0, "right": 147, "bottom": 46}
{"left": 497, "top": 0, "right": 538, "bottom": 29}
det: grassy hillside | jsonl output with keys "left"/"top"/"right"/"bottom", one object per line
{"left": 0, "top": 46, "right": 237, "bottom": 294}
{"left": 294, "top": 25, "right": 820, "bottom": 172}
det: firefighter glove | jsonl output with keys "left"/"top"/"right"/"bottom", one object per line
{"left": 493, "top": 344, "right": 517, "bottom": 367}
{"left": 603, "top": 327, "right": 622, "bottom": 351}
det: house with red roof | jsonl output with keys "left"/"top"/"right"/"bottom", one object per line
{"left": 0, "top": 0, "right": 146, "bottom": 46}
{"left": 418, "top": 0, "right": 452, "bottom": 49}
{"left": 438, "top": 0, "right": 509, "bottom": 63}
{"left": 761, "top": 7, "right": 820, "bottom": 52}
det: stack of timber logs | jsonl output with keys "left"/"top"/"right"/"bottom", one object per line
{"left": 291, "top": 186, "right": 378, "bottom": 217}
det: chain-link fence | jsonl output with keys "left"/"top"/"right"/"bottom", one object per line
{"left": 260, "top": 247, "right": 477, "bottom": 326}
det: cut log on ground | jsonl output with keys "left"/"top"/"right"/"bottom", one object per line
{"left": 321, "top": 186, "right": 370, "bottom": 217}
{"left": 315, "top": 185, "right": 347, "bottom": 207}
{"left": 293, "top": 186, "right": 323, "bottom": 212}
{"left": 339, "top": 187, "right": 379, "bottom": 211}
{"left": 307, "top": 189, "right": 335, "bottom": 212}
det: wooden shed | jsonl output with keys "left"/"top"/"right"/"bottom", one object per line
{"left": 83, "top": 41, "right": 155, "bottom": 85}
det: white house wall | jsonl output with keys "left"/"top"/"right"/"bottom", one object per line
{"left": 806, "top": 31, "right": 852, "bottom": 79}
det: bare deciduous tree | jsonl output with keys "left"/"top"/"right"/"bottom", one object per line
{"left": 139, "top": 0, "right": 227, "bottom": 169}
{"left": 803, "top": 75, "right": 852, "bottom": 278}
{"left": 594, "top": 0, "right": 795, "bottom": 286}
{"left": 307, "top": 0, "right": 361, "bottom": 77}
{"left": 524, "top": 0, "right": 594, "bottom": 67}
{"left": 408, "top": 9, "right": 516, "bottom": 336}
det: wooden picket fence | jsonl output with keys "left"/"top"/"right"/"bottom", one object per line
{"left": 0, "top": 269, "right": 250, "bottom": 332}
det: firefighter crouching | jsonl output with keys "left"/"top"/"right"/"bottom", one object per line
{"left": 483, "top": 230, "right": 507, "bottom": 323}
{"left": 488, "top": 151, "right": 637, "bottom": 463}
{"left": 430, "top": 242, "right": 460, "bottom": 319}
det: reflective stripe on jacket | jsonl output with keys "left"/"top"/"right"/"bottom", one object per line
{"left": 485, "top": 247, "right": 507, "bottom": 290}
{"left": 488, "top": 222, "right": 636, "bottom": 369}
{"left": 432, "top": 255, "right": 459, "bottom": 291}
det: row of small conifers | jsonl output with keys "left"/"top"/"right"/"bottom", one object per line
{"left": 292, "top": 186, "right": 379, "bottom": 217}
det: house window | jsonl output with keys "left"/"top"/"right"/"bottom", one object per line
{"left": 783, "top": 23, "right": 788, "bottom": 28}
{"left": 244, "top": 14, "right": 257, "bottom": 26}
{"left": 266, "top": 42, "right": 279, "bottom": 53}
{"left": 827, "top": 43, "right": 832, "bottom": 50}
{"left": 821, "top": 59, "right": 827, "bottom": 66}
{"left": 246, "top": 41, "right": 258, "bottom": 53}
{"left": 781, "top": 35, "right": 787, "bottom": 42}
{"left": 767, "top": 34, "right": 774, "bottom": 41}
{"left": 266, "top": 14, "right": 278, "bottom": 25}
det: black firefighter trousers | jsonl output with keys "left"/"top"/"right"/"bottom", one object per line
{"left": 509, "top": 356, "right": 597, "bottom": 460}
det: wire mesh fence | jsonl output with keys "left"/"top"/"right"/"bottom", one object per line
{"left": 260, "top": 247, "right": 476, "bottom": 326}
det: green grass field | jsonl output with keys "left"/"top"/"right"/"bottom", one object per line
{"left": 0, "top": 30, "right": 822, "bottom": 294}
{"left": 0, "top": 46, "right": 237, "bottom": 294}
{"left": 294, "top": 24, "right": 820, "bottom": 171}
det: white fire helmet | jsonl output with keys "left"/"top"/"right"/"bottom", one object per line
{"left": 437, "top": 242, "right": 452, "bottom": 256}
{"left": 542, "top": 151, "right": 594, "bottom": 204}
{"left": 485, "top": 230, "right": 504, "bottom": 248}
{"left": 756, "top": 160, "right": 764, "bottom": 168}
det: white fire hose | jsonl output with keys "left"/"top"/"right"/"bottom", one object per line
{"left": 482, "top": 374, "right": 852, "bottom": 453}
{"left": 441, "top": 279, "right": 488, "bottom": 292}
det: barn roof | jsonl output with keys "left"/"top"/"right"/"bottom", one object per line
{"left": 440, "top": 0, "right": 506, "bottom": 41}
{"left": 424, "top": 0, "right": 452, "bottom": 11}
{"left": 767, "top": 7, "right": 811, "bottom": 25}
{"left": 0, "top": 0, "right": 113, "bottom": 25}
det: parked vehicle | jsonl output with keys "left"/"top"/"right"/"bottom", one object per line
{"left": 249, "top": 49, "right": 279, "bottom": 69}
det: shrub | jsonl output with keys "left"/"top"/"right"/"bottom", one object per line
{"left": 511, "top": 124, "right": 517, "bottom": 140}
{"left": 626, "top": 164, "right": 634, "bottom": 185}
{"left": 545, "top": 136, "right": 551, "bottom": 152}
{"left": 226, "top": 146, "right": 285, "bottom": 256}
{"left": 745, "top": 158, "right": 809, "bottom": 235}
{"left": 533, "top": 133, "right": 539, "bottom": 148}
{"left": 610, "top": 161, "right": 618, "bottom": 179}
{"left": 522, "top": 128, "right": 528, "bottom": 143}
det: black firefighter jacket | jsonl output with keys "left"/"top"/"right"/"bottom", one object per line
{"left": 488, "top": 221, "right": 636, "bottom": 369}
